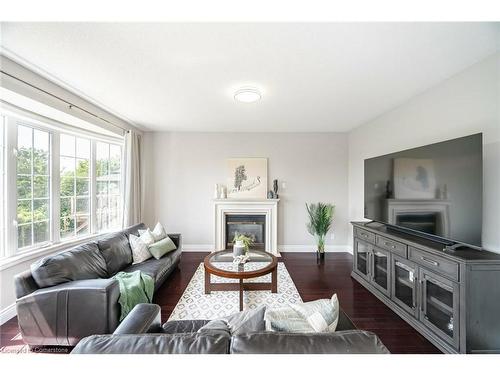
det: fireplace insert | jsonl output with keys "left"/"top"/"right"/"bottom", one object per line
{"left": 225, "top": 214, "right": 266, "bottom": 250}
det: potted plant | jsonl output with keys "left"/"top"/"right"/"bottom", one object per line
{"left": 306, "top": 202, "right": 335, "bottom": 263}
{"left": 232, "top": 233, "right": 254, "bottom": 257}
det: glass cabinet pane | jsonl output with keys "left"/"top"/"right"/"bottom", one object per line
{"left": 372, "top": 250, "right": 388, "bottom": 290}
{"left": 394, "top": 260, "right": 416, "bottom": 310}
{"left": 424, "top": 277, "right": 455, "bottom": 338}
{"left": 355, "top": 240, "right": 370, "bottom": 277}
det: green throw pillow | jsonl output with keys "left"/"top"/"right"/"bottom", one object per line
{"left": 148, "top": 236, "right": 177, "bottom": 259}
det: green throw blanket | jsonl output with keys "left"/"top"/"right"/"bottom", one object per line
{"left": 112, "top": 271, "right": 154, "bottom": 321}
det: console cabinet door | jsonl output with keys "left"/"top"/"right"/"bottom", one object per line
{"left": 391, "top": 256, "right": 419, "bottom": 318}
{"left": 371, "top": 247, "right": 390, "bottom": 296}
{"left": 354, "top": 238, "right": 371, "bottom": 281}
{"left": 419, "top": 268, "right": 460, "bottom": 349}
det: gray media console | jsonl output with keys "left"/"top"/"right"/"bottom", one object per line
{"left": 351, "top": 221, "right": 500, "bottom": 353}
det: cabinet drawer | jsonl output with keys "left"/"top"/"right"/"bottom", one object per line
{"left": 409, "top": 247, "right": 459, "bottom": 281}
{"left": 355, "top": 228, "right": 376, "bottom": 244}
{"left": 376, "top": 235, "right": 407, "bottom": 257}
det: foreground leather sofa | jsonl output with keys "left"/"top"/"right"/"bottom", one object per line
{"left": 14, "top": 224, "right": 182, "bottom": 347}
{"left": 72, "top": 304, "right": 390, "bottom": 354}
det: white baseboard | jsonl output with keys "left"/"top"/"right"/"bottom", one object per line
{"left": 279, "top": 245, "right": 352, "bottom": 253}
{"left": 0, "top": 303, "right": 16, "bottom": 325}
{"left": 182, "top": 244, "right": 353, "bottom": 254}
{"left": 182, "top": 244, "right": 214, "bottom": 251}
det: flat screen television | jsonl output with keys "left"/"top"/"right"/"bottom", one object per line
{"left": 364, "top": 133, "right": 482, "bottom": 248}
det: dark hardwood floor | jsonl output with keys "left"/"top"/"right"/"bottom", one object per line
{"left": 0, "top": 252, "right": 440, "bottom": 354}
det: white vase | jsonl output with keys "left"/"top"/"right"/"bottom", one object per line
{"left": 233, "top": 240, "right": 246, "bottom": 257}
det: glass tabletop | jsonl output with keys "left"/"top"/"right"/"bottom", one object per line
{"left": 206, "top": 250, "right": 275, "bottom": 274}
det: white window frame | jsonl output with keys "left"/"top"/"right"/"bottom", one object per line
{"left": 0, "top": 116, "right": 5, "bottom": 257}
{"left": 1, "top": 111, "right": 124, "bottom": 259}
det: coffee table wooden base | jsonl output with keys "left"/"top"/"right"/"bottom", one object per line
{"left": 204, "top": 267, "right": 277, "bottom": 311}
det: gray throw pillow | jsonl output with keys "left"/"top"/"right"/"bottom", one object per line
{"left": 198, "top": 305, "right": 267, "bottom": 335}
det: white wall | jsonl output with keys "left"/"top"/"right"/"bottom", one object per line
{"left": 142, "top": 132, "right": 349, "bottom": 251}
{"left": 348, "top": 52, "right": 500, "bottom": 252}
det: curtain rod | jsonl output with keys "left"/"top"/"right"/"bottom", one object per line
{"left": 1, "top": 70, "right": 130, "bottom": 134}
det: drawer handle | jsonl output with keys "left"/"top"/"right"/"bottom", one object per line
{"left": 384, "top": 241, "right": 396, "bottom": 249}
{"left": 421, "top": 256, "right": 439, "bottom": 267}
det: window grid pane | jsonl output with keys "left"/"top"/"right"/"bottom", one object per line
{"left": 16, "top": 124, "right": 51, "bottom": 250}
{"left": 96, "top": 142, "right": 122, "bottom": 232}
{"left": 60, "top": 134, "right": 91, "bottom": 240}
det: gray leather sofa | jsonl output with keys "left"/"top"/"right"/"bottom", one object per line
{"left": 72, "top": 304, "right": 390, "bottom": 354}
{"left": 14, "top": 224, "right": 182, "bottom": 347}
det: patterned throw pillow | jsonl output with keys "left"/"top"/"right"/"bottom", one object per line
{"left": 264, "top": 307, "right": 315, "bottom": 333}
{"left": 129, "top": 234, "right": 152, "bottom": 264}
{"left": 289, "top": 294, "right": 340, "bottom": 333}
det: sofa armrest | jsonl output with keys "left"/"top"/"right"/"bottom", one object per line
{"left": 16, "top": 278, "right": 121, "bottom": 346}
{"left": 167, "top": 233, "right": 182, "bottom": 250}
{"left": 14, "top": 269, "right": 39, "bottom": 299}
{"left": 230, "top": 330, "right": 390, "bottom": 354}
{"left": 113, "top": 304, "right": 161, "bottom": 335}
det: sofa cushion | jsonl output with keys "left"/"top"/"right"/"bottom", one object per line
{"left": 31, "top": 243, "right": 108, "bottom": 288}
{"left": 122, "top": 256, "right": 172, "bottom": 285}
{"left": 164, "top": 247, "right": 182, "bottom": 265}
{"left": 97, "top": 232, "right": 133, "bottom": 276}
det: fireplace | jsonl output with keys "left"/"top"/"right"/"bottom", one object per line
{"left": 225, "top": 214, "right": 266, "bottom": 250}
{"left": 213, "top": 199, "right": 279, "bottom": 254}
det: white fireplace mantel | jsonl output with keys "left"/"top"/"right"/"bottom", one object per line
{"left": 213, "top": 199, "right": 279, "bottom": 255}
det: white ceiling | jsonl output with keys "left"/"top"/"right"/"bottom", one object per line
{"left": 1, "top": 23, "right": 499, "bottom": 132}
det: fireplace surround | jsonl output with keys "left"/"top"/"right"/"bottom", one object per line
{"left": 213, "top": 199, "right": 279, "bottom": 255}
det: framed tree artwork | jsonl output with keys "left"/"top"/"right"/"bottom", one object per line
{"left": 227, "top": 158, "right": 268, "bottom": 199}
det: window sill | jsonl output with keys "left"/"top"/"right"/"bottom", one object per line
{"left": 0, "top": 232, "right": 113, "bottom": 271}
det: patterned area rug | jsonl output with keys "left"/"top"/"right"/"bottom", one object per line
{"left": 168, "top": 262, "right": 302, "bottom": 321}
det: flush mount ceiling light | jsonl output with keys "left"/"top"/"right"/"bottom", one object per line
{"left": 234, "top": 87, "right": 262, "bottom": 103}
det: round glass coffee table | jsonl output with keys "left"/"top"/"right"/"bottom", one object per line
{"left": 203, "top": 250, "right": 278, "bottom": 311}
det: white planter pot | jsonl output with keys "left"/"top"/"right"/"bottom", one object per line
{"left": 233, "top": 240, "right": 246, "bottom": 257}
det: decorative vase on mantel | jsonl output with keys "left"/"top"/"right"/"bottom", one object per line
{"left": 233, "top": 240, "right": 246, "bottom": 257}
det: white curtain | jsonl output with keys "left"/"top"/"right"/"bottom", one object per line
{"left": 123, "top": 130, "right": 142, "bottom": 227}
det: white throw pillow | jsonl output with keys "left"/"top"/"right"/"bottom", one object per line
{"left": 151, "top": 222, "right": 167, "bottom": 242}
{"left": 289, "top": 293, "right": 340, "bottom": 332}
{"left": 140, "top": 229, "right": 155, "bottom": 247}
{"left": 129, "top": 234, "right": 152, "bottom": 264}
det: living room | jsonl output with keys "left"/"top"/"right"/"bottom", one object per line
{"left": 1, "top": 1, "right": 499, "bottom": 372}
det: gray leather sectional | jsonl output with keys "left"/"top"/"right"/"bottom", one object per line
{"left": 14, "top": 223, "right": 182, "bottom": 347}
{"left": 72, "top": 304, "right": 390, "bottom": 354}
